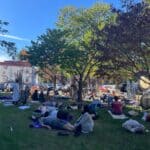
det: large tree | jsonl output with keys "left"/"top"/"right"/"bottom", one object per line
{"left": 27, "top": 29, "right": 66, "bottom": 88}
{"left": 27, "top": 3, "right": 116, "bottom": 103}
{"left": 0, "top": 20, "right": 16, "bottom": 58}
{"left": 57, "top": 3, "right": 117, "bottom": 102}
{"left": 95, "top": 1, "right": 150, "bottom": 81}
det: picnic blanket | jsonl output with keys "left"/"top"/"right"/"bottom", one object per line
{"left": 29, "top": 100, "right": 40, "bottom": 104}
{"left": 108, "top": 110, "right": 128, "bottom": 119}
{"left": 3, "top": 102, "right": 13, "bottom": 107}
{"left": 128, "top": 110, "right": 139, "bottom": 116}
{"left": 18, "top": 105, "right": 30, "bottom": 110}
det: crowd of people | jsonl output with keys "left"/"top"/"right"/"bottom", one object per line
{"left": 29, "top": 102, "right": 97, "bottom": 136}
{"left": 9, "top": 79, "right": 149, "bottom": 136}
{"left": 11, "top": 80, "right": 54, "bottom": 105}
{"left": 27, "top": 90, "right": 127, "bottom": 136}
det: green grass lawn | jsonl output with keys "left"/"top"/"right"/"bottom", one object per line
{"left": 0, "top": 104, "right": 150, "bottom": 150}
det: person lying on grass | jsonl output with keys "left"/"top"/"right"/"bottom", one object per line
{"left": 39, "top": 111, "right": 75, "bottom": 131}
{"left": 111, "top": 96, "right": 123, "bottom": 115}
{"left": 31, "top": 108, "right": 72, "bottom": 130}
{"left": 31, "top": 104, "right": 95, "bottom": 134}
{"left": 32, "top": 103, "right": 73, "bottom": 121}
{"left": 31, "top": 103, "right": 58, "bottom": 120}
{"left": 38, "top": 106, "right": 94, "bottom": 134}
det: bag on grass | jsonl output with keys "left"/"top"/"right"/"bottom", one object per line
{"left": 122, "top": 119, "right": 145, "bottom": 133}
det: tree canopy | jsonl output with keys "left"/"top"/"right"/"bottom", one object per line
{"left": 27, "top": 0, "right": 150, "bottom": 102}
{"left": 95, "top": 1, "right": 150, "bottom": 80}
{"left": 57, "top": 3, "right": 117, "bottom": 101}
{"left": 27, "top": 3, "right": 117, "bottom": 102}
{"left": 0, "top": 20, "right": 16, "bottom": 58}
{"left": 28, "top": 29, "right": 66, "bottom": 67}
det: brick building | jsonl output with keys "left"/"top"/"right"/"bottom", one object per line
{"left": 0, "top": 60, "right": 37, "bottom": 84}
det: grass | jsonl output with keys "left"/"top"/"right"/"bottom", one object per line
{"left": 0, "top": 103, "right": 150, "bottom": 150}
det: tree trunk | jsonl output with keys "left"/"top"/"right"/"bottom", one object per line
{"left": 53, "top": 75, "right": 57, "bottom": 91}
{"left": 77, "top": 74, "right": 83, "bottom": 109}
{"left": 71, "top": 76, "right": 77, "bottom": 101}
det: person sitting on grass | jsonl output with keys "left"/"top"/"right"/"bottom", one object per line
{"left": 22, "top": 85, "right": 30, "bottom": 104}
{"left": 88, "top": 99, "right": 101, "bottom": 120}
{"left": 111, "top": 96, "right": 123, "bottom": 115}
{"left": 74, "top": 105, "right": 94, "bottom": 134}
{"left": 12, "top": 79, "right": 20, "bottom": 105}
{"left": 39, "top": 90, "right": 45, "bottom": 103}
{"left": 31, "top": 90, "right": 39, "bottom": 101}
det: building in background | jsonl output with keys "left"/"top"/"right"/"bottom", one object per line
{"left": 0, "top": 60, "right": 37, "bottom": 85}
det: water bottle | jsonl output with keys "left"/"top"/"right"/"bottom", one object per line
{"left": 10, "top": 126, "right": 13, "bottom": 132}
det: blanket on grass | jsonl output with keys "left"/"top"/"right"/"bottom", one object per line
{"left": 108, "top": 110, "right": 128, "bottom": 119}
{"left": 18, "top": 105, "right": 30, "bottom": 110}
{"left": 3, "top": 102, "right": 13, "bottom": 106}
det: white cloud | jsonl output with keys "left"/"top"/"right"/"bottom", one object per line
{"left": 0, "top": 55, "right": 11, "bottom": 61}
{"left": 0, "top": 34, "right": 30, "bottom": 42}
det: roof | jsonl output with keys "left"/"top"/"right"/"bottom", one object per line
{"left": 0, "top": 61, "right": 31, "bottom": 67}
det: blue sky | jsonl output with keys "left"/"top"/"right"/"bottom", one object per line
{"left": 0, "top": 0, "right": 121, "bottom": 59}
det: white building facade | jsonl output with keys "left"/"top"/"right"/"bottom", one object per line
{"left": 0, "top": 61, "right": 37, "bottom": 85}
